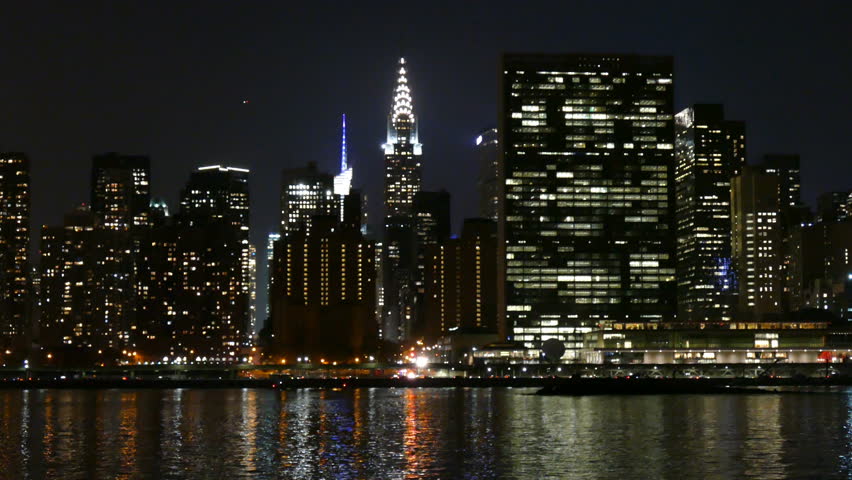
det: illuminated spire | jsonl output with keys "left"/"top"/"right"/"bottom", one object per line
{"left": 340, "top": 113, "right": 348, "bottom": 173}
{"left": 391, "top": 57, "right": 413, "bottom": 125}
{"left": 334, "top": 113, "right": 353, "bottom": 197}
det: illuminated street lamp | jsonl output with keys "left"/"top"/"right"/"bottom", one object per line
{"left": 415, "top": 356, "right": 428, "bottom": 369}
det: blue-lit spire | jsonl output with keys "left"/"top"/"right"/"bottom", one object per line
{"left": 341, "top": 113, "right": 348, "bottom": 173}
{"left": 334, "top": 113, "right": 353, "bottom": 196}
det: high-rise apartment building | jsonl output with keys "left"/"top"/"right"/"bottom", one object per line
{"left": 422, "top": 218, "right": 498, "bottom": 342}
{"left": 40, "top": 206, "right": 97, "bottom": 351}
{"left": 87, "top": 153, "right": 152, "bottom": 353}
{"left": 269, "top": 215, "right": 377, "bottom": 360}
{"left": 731, "top": 167, "right": 783, "bottom": 318}
{"left": 280, "top": 162, "right": 339, "bottom": 234}
{"left": 0, "top": 153, "right": 30, "bottom": 342}
{"left": 91, "top": 153, "right": 151, "bottom": 231}
{"left": 39, "top": 205, "right": 134, "bottom": 358}
{"left": 476, "top": 128, "right": 500, "bottom": 222}
{"left": 176, "top": 165, "right": 251, "bottom": 359}
{"left": 499, "top": 54, "right": 677, "bottom": 361}
{"left": 674, "top": 105, "right": 745, "bottom": 323}
{"left": 134, "top": 212, "right": 179, "bottom": 359}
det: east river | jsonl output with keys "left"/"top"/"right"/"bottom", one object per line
{"left": 1, "top": 387, "right": 851, "bottom": 479}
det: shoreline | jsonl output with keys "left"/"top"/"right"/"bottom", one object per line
{"left": 1, "top": 376, "right": 852, "bottom": 393}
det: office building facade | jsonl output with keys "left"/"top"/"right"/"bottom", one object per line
{"left": 499, "top": 54, "right": 677, "bottom": 361}
{"left": 476, "top": 128, "right": 500, "bottom": 221}
{"left": 731, "top": 167, "right": 783, "bottom": 318}
{"left": 674, "top": 105, "right": 745, "bottom": 323}
{"left": 280, "top": 162, "right": 339, "bottom": 234}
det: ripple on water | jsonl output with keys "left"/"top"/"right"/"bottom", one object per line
{"left": 0, "top": 388, "right": 850, "bottom": 479}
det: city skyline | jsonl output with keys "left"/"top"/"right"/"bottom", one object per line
{"left": 2, "top": 2, "right": 852, "bottom": 365}
{"left": 4, "top": 2, "right": 852, "bottom": 252}
{"left": 4, "top": 4, "right": 852, "bottom": 479}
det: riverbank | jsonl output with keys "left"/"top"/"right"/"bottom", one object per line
{"left": 2, "top": 375, "right": 852, "bottom": 392}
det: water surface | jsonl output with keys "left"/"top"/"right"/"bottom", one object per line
{"left": 0, "top": 387, "right": 850, "bottom": 479}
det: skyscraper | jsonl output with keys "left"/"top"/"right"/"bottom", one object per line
{"left": 476, "top": 128, "right": 500, "bottom": 222}
{"left": 760, "top": 154, "right": 808, "bottom": 312}
{"left": 134, "top": 208, "right": 179, "bottom": 360}
{"left": 817, "top": 191, "right": 851, "bottom": 224}
{"left": 91, "top": 152, "right": 151, "bottom": 231}
{"left": 39, "top": 206, "right": 98, "bottom": 351}
{"left": 413, "top": 190, "right": 451, "bottom": 287}
{"left": 760, "top": 154, "right": 801, "bottom": 211}
{"left": 382, "top": 216, "right": 416, "bottom": 343}
{"left": 88, "top": 153, "right": 151, "bottom": 352}
{"left": 0, "top": 153, "right": 30, "bottom": 342}
{"left": 674, "top": 105, "right": 745, "bottom": 323}
{"left": 176, "top": 165, "right": 251, "bottom": 359}
{"left": 499, "top": 54, "right": 677, "bottom": 361}
{"left": 269, "top": 215, "right": 377, "bottom": 360}
{"left": 266, "top": 232, "right": 281, "bottom": 319}
{"left": 787, "top": 221, "right": 852, "bottom": 319}
{"left": 422, "top": 218, "right": 498, "bottom": 342}
{"left": 39, "top": 205, "right": 133, "bottom": 359}
{"left": 280, "top": 162, "right": 339, "bottom": 234}
{"left": 413, "top": 190, "right": 451, "bottom": 337}
{"left": 731, "top": 167, "right": 782, "bottom": 318}
{"left": 381, "top": 57, "right": 424, "bottom": 345}
{"left": 383, "top": 57, "right": 422, "bottom": 219}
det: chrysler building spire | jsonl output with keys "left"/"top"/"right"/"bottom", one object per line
{"left": 383, "top": 57, "right": 422, "bottom": 219}
{"left": 392, "top": 57, "right": 414, "bottom": 125}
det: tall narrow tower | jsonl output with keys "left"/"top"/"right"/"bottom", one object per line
{"left": 334, "top": 114, "right": 353, "bottom": 197}
{"left": 381, "top": 58, "right": 423, "bottom": 344}
{"left": 674, "top": 105, "right": 745, "bottom": 323}
{"left": 0, "top": 153, "right": 30, "bottom": 342}
{"left": 383, "top": 58, "right": 422, "bottom": 220}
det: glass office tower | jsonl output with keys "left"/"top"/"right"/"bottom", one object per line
{"left": 499, "top": 54, "right": 677, "bottom": 361}
{"left": 674, "top": 105, "right": 745, "bottom": 323}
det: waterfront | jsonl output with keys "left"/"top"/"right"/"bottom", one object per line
{"left": 1, "top": 388, "right": 851, "bottom": 479}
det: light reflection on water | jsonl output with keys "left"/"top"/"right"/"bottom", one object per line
{"left": 0, "top": 388, "right": 850, "bottom": 479}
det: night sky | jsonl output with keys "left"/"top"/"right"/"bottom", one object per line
{"left": 3, "top": 1, "right": 852, "bottom": 317}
